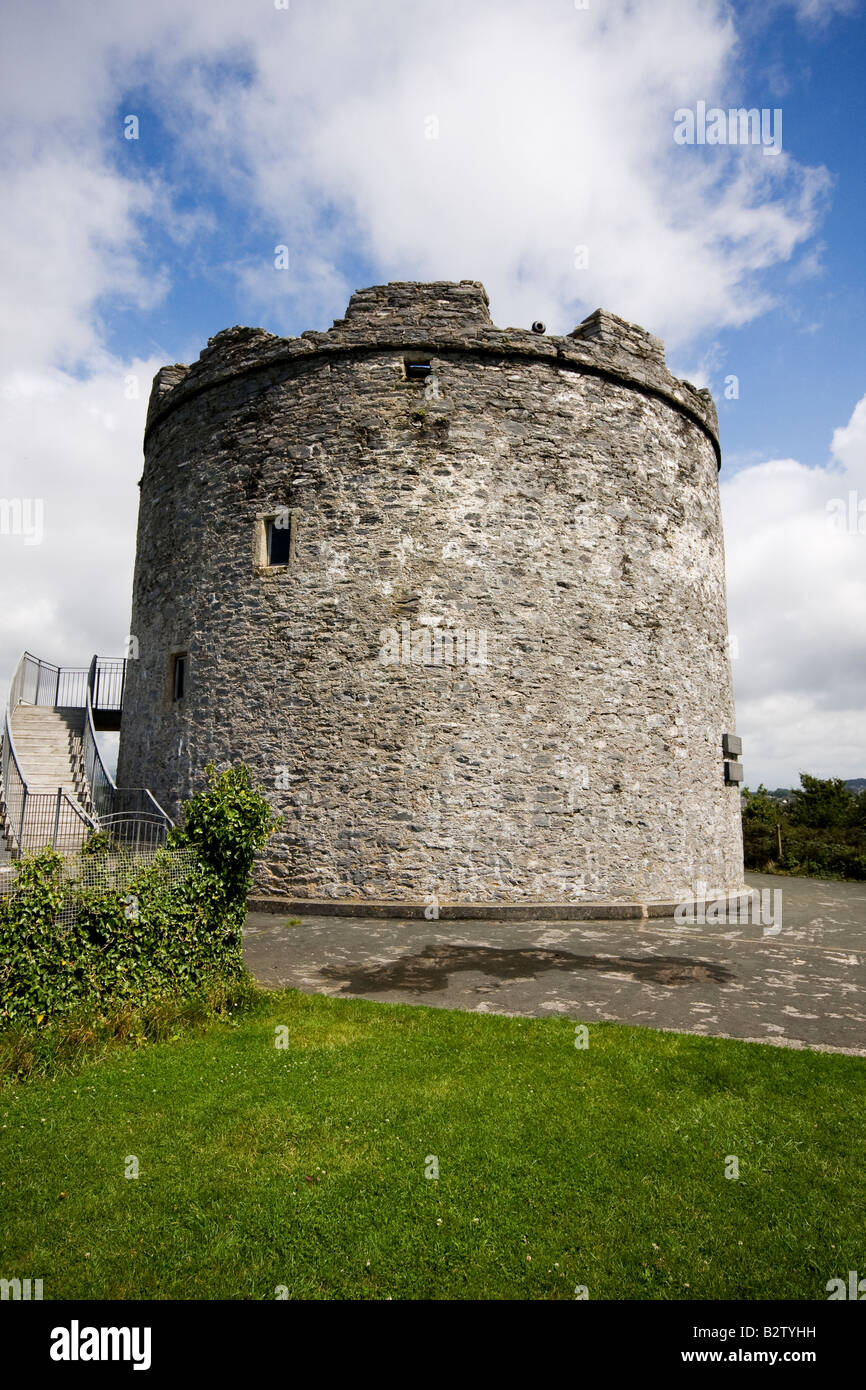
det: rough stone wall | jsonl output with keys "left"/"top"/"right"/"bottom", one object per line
{"left": 118, "top": 281, "right": 744, "bottom": 905}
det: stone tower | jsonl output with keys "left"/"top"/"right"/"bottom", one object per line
{"left": 117, "top": 280, "right": 745, "bottom": 914}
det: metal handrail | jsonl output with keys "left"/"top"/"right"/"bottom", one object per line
{"left": 1, "top": 650, "right": 172, "bottom": 856}
{"left": 106, "top": 787, "right": 175, "bottom": 826}
{"left": 83, "top": 664, "right": 171, "bottom": 831}
{"left": 97, "top": 808, "right": 172, "bottom": 853}
{"left": 9, "top": 651, "right": 127, "bottom": 715}
{"left": 84, "top": 658, "right": 117, "bottom": 821}
{"left": 58, "top": 789, "right": 97, "bottom": 833}
{"left": 89, "top": 655, "right": 126, "bottom": 712}
{"left": 10, "top": 651, "right": 90, "bottom": 710}
{"left": 84, "top": 658, "right": 172, "bottom": 832}
{"left": 142, "top": 788, "right": 173, "bottom": 822}
{"left": 2, "top": 651, "right": 93, "bottom": 850}
{"left": 2, "top": 654, "right": 31, "bottom": 852}
{"left": 1, "top": 715, "right": 27, "bottom": 854}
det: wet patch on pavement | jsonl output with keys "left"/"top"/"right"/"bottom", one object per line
{"left": 319, "top": 943, "right": 733, "bottom": 994}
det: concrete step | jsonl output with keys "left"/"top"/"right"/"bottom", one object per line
{"left": 9, "top": 740, "right": 69, "bottom": 749}
{"left": 8, "top": 704, "right": 89, "bottom": 808}
{"left": 23, "top": 784, "right": 79, "bottom": 795}
{"left": 12, "top": 713, "right": 81, "bottom": 721}
{"left": 13, "top": 741, "right": 82, "bottom": 750}
{"left": 12, "top": 749, "right": 81, "bottom": 759}
{"left": 16, "top": 744, "right": 82, "bottom": 755}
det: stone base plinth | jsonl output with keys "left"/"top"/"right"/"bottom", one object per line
{"left": 247, "top": 890, "right": 754, "bottom": 922}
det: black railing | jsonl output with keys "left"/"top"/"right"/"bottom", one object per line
{"left": 17, "top": 789, "right": 96, "bottom": 854}
{"left": 1, "top": 658, "right": 97, "bottom": 854}
{"left": 10, "top": 651, "right": 127, "bottom": 714}
{"left": 83, "top": 666, "right": 173, "bottom": 845}
{"left": 88, "top": 655, "right": 126, "bottom": 713}
{"left": 1, "top": 709, "right": 27, "bottom": 853}
{"left": 98, "top": 809, "right": 172, "bottom": 854}
{"left": 0, "top": 783, "right": 96, "bottom": 856}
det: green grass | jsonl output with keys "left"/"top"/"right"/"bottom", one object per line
{"left": 0, "top": 979, "right": 262, "bottom": 1085}
{"left": 1, "top": 990, "right": 864, "bottom": 1300}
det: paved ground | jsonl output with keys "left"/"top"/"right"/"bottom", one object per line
{"left": 244, "top": 874, "right": 866, "bottom": 1055}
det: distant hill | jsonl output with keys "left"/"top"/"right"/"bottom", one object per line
{"left": 767, "top": 779, "right": 865, "bottom": 800}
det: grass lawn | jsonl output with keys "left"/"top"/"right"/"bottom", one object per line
{"left": 1, "top": 989, "right": 864, "bottom": 1300}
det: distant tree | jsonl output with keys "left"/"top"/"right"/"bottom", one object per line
{"left": 742, "top": 775, "right": 866, "bottom": 881}
{"left": 741, "top": 784, "right": 784, "bottom": 856}
{"left": 788, "top": 774, "right": 856, "bottom": 830}
{"left": 741, "top": 785, "right": 776, "bottom": 823}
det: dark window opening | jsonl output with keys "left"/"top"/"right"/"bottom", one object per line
{"left": 405, "top": 360, "right": 432, "bottom": 381}
{"left": 172, "top": 654, "right": 187, "bottom": 702}
{"left": 267, "top": 514, "right": 293, "bottom": 565}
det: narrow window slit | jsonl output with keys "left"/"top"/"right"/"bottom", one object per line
{"left": 267, "top": 514, "right": 293, "bottom": 566}
{"left": 171, "top": 654, "right": 187, "bottom": 702}
{"left": 405, "top": 360, "right": 432, "bottom": 381}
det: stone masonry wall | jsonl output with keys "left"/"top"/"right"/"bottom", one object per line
{"left": 117, "top": 281, "right": 745, "bottom": 905}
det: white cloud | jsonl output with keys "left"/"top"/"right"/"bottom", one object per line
{"left": 0, "top": 156, "right": 165, "bottom": 375}
{"left": 745, "top": 0, "right": 860, "bottom": 31}
{"left": 151, "top": 0, "right": 830, "bottom": 346}
{"left": 722, "top": 393, "right": 866, "bottom": 788}
{"left": 0, "top": 362, "right": 160, "bottom": 680}
{"left": 1, "top": 0, "right": 833, "bottom": 356}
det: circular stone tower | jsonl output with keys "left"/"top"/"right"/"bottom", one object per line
{"left": 117, "top": 280, "right": 745, "bottom": 914}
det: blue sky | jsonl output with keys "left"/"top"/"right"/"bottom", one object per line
{"left": 1, "top": 0, "right": 864, "bottom": 788}
{"left": 711, "top": 2, "right": 866, "bottom": 471}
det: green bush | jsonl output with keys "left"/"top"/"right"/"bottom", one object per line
{"left": 0, "top": 763, "right": 279, "bottom": 1028}
{"left": 80, "top": 830, "right": 111, "bottom": 858}
{"left": 167, "top": 761, "right": 280, "bottom": 911}
{"left": 0, "top": 848, "right": 240, "bottom": 1028}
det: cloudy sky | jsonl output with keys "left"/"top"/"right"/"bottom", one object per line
{"left": 0, "top": 0, "right": 863, "bottom": 789}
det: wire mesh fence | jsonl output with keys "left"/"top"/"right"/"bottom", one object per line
{"left": 0, "top": 843, "right": 201, "bottom": 932}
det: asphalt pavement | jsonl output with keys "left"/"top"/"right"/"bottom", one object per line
{"left": 244, "top": 873, "right": 866, "bottom": 1054}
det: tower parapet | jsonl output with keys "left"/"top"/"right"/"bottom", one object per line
{"left": 144, "top": 281, "right": 719, "bottom": 465}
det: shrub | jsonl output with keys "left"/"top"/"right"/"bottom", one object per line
{"left": 742, "top": 822, "right": 866, "bottom": 880}
{"left": 0, "top": 847, "right": 245, "bottom": 1028}
{"left": 80, "top": 830, "right": 111, "bottom": 858}
{"left": 741, "top": 773, "right": 866, "bottom": 881}
{"left": 0, "top": 763, "right": 279, "bottom": 1029}
{"left": 167, "top": 762, "right": 280, "bottom": 911}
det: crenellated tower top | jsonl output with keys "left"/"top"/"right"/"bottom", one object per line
{"left": 144, "top": 280, "right": 720, "bottom": 466}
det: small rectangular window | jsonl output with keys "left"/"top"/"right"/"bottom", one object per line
{"left": 267, "top": 513, "right": 293, "bottom": 566}
{"left": 255, "top": 510, "right": 296, "bottom": 570}
{"left": 172, "top": 653, "right": 187, "bottom": 702}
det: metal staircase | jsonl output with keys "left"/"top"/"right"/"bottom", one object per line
{"left": 0, "top": 652, "right": 172, "bottom": 859}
